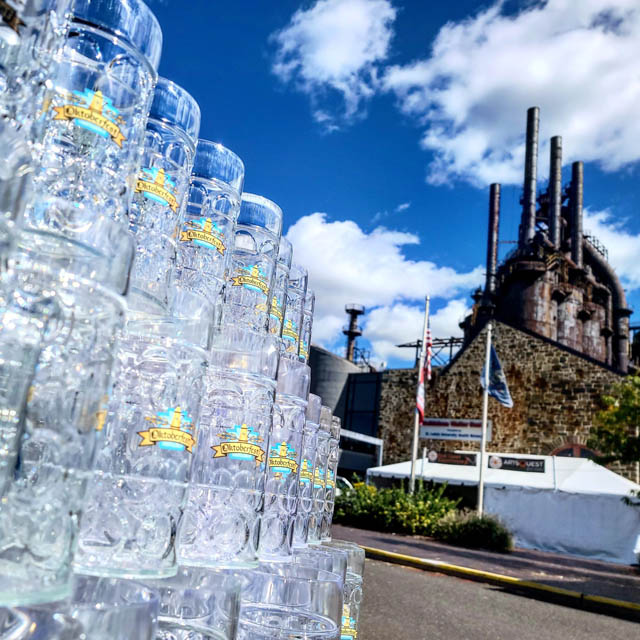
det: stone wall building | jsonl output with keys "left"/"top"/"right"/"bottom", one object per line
{"left": 376, "top": 321, "right": 622, "bottom": 464}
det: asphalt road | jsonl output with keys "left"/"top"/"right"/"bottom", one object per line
{"left": 360, "top": 559, "right": 639, "bottom": 640}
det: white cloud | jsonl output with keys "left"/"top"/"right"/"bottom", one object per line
{"left": 394, "top": 201, "right": 410, "bottom": 212}
{"left": 364, "top": 299, "right": 470, "bottom": 364}
{"left": 583, "top": 209, "right": 640, "bottom": 291}
{"left": 383, "top": 0, "right": 640, "bottom": 186}
{"left": 285, "top": 213, "right": 483, "bottom": 359}
{"left": 271, "top": 0, "right": 397, "bottom": 129}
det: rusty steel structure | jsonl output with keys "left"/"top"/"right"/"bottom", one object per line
{"left": 343, "top": 303, "right": 364, "bottom": 362}
{"left": 464, "top": 107, "right": 632, "bottom": 373}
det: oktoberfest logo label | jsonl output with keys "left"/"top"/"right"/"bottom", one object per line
{"left": 313, "top": 466, "right": 325, "bottom": 489}
{"left": 53, "top": 89, "right": 126, "bottom": 148}
{"left": 326, "top": 469, "right": 335, "bottom": 490}
{"left": 213, "top": 423, "right": 265, "bottom": 466}
{"left": 0, "top": 1, "right": 25, "bottom": 34}
{"left": 231, "top": 264, "right": 269, "bottom": 294}
{"left": 180, "top": 217, "right": 226, "bottom": 254}
{"left": 269, "top": 296, "right": 284, "bottom": 333}
{"left": 282, "top": 318, "right": 299, "bottom": 353}
{"left": 268, "top": 441, "right": 299, "bottom": 477}
{"left": 138, "top": 406, "right": 196, "bottom": 453}
{"left": 299, "top": 458, "right": 314, "bottom": 484}
{"left": 300, "top": 339, "right": 309, "bottom": 360}
{"left": 135, "top": 167, "right": 179, "bottom": 212}
{"left": 341, "top": 605, "right": 358, "bottom": 640}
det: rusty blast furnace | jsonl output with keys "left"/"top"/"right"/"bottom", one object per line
{"left": 463, "top": 107, "right": 631, "bottom": 372}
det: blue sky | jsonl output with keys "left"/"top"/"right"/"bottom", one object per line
{"left": 149, "top": 0, "right": 640, "bottom": 368}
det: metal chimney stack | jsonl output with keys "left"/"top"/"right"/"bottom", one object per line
{"left": 519, "top": 106, "right": 540, "bottom": 248}
{"left": 343, "top": 304, "right": 364, "bottom": 362}
{"left": 570, "top": 161, "right": 584, "bottom": 268}
{"left": 548, "top": 136, "right": 562, "bottom": 249}
{"left": 485, "top": 183, "right": 500, "bottom": 296}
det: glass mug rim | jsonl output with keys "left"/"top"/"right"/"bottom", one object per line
{"left": 238, "top": 193, "right": 283, "bottom": 239}
{"left": 277, "top": 237, "right": 293, "bottom": 269}
{"left": 192, "top": 139, "right": 245, "bottom": 194}
{"left": 149, "top": 76, "right": 201, "bottom": 144}
{"left": 71, "top": 0, "right": 162, "bottom": 71}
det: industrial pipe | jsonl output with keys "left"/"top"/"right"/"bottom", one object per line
{"left": 485, "top": 183, "right": 500, "bottom": 296}
{"left": 570, "top": 161, "right": 584, "bottom": 268}
{"left": 548, "top": 136, "right": 562, "bottom": 249}
{"left": 519, "top": 106, "right": 539, "bottom": 248}
{"left": 583, "top": 242, "right": 630, "bottom": 372}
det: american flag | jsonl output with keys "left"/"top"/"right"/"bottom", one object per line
{"left": 416, "top": 324, "right": 432, "bottom": 422}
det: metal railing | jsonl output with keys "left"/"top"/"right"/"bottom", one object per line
{"left": 583, "top": 232, "right": 608, "bottom": 260}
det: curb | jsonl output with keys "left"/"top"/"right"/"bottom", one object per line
{"left": 362, "top": 545, "right": 640, "bottom": 623}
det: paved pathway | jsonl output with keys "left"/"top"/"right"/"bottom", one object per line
{"left": 361, "top": 558, "right": 640, "bottom": 640}
{"left": 333, "top": 524, "right": 640, "bottom": 605}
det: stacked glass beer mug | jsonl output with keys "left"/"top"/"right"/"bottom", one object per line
{"left": 0, "top": 0, "right": 365, "bottom": 637}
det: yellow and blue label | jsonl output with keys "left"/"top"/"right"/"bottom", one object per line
{"left": 231, "top": 264, "right": 269, "bottom": 294}
{"left": 180, "top": 217, "right": 226, "bottom": 254}
{"left": 137, "top": 406, "right": 196, "bottom": 453}
{"left": 300, "top": 458, "right": 314, "bottom": 484}
{"left": 314, "top": 466, "right": 325, "bottom": 489}
{"left": 341, "top": 604, "right": 357, "bottom": 639}
{"left": 326, "top": 469, "right": 335, "bottom": 489}
{"left": 283, "top": 318, "right": 299, "bottom": 352}
{"left": 268, "top": 441, "right": 298, "bottom": 477}
{"left": 213, "top": 423, "right": 265, "bottom": 466}
{"left": 135, "top": 167, "right": 179, "bottom": 212}
{"left": 269, "top": 296, "right": 284, "bottom": 332}
{"left": 53, "top": 89, "right": 126, "bottom": 147}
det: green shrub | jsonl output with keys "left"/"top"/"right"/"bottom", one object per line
{"left": 334, "top": 481, "right": 459, "bottom": 536}
{"left": 432, "top": 509, "right": 513, "bottom": 553}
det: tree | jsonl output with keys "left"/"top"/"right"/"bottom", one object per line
{"left": 588, "top": 376, "right": 640, "bottom": 465}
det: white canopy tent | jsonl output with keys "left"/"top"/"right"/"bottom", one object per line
{"left": 366, "top": 452, "right": 640, "bottom": 565}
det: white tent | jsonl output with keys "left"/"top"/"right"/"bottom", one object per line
{"left": 366, "top": 453, "right": 640, "bottom": 565}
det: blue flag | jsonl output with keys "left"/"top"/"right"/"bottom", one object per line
{"left": 481, "top": 346, "right": 513, "bottom": 408}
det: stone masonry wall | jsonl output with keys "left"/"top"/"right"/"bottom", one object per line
{"left": 377, "top": 368, "right": 417, "bottom": 464}
{"left": 378, "top": 321, "right": 624, "bottom": 469}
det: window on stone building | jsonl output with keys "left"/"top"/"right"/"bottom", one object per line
{"left": 550, "top": 443, "right": 599, "bottom": 459}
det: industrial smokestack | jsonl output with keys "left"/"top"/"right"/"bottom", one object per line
{"left": 570, "top": 161, "right": 584, "bottom": 268}
{"left": 548, "top": 136, "right": 562, "bottom": 249}
{"left": 519, "top": 106, "right": 540, "bottom": 248}
{"left": 343, "top": 304, "right": 364, "bottom": 362}
{"left": 485, "top": 183, "right": 500, "bottom": 296}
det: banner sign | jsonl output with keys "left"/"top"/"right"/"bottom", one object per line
{"left": 427, "top": 450, "right": 477, "bottom": 466}
{"left": 420, "top": 417, "right": 491, "bottom": 443}
{"left": 488, "top": 455, "right": 545, "bottom": 473}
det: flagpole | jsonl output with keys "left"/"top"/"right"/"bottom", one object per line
{"left": 410, "top": 295, "right": 429, "bottom": 494}
{"left": 477, "top": 322, "right": 492, "bottom": 515}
